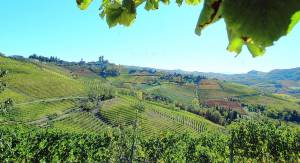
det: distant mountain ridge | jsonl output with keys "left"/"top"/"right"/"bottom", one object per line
{"left": 194, "top": 68, "right": 300, "bottom": 96}
{"left": 139, "top": 67, "right": 300, "bottom": 96}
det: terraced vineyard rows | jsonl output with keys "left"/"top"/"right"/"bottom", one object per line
{"left": 100, "top": 96, "right": 221, "bottom": 136}
{"left": 53, "top": 112, "right": 107, "bottom": 133}
{"left": 0, "top": 57, "right": 86, "bottom": 101}
{"left": 13, "top": 99, "right": 77, "bottom": 122}
{"left": 150, "top": 108, "right": 207, "bottom": 132}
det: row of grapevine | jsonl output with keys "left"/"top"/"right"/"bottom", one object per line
{"left": 99, "top": 96, "right": 219, "bottom": 136}
{"left": 1, "top": 119, "right": 299, "bottom": 162}
{"left": 151, "top": 108, "right": 207, "bottom": 133}
{"left": 12, "top": 99, "right": 77, "bottom": 122}
{"left": 52, "top": 112, "right": 107, "bottom": 133}
{"left": 0, "top": 57, "right": 86, "bottom": 101}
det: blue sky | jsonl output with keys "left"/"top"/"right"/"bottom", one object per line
{"left": 0, "top": 1, "right": 299, "bottom": 73}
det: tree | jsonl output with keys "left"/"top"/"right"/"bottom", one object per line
{"left": 88, "top": 83, "right": 115, "bottom": 102}
{"left": 76, "top": 0, "right": 300, "bottom": 57}
{"left": 0, "top": 70, "right": 14, "bottom": 114}
{"left": 79, "top": 99, "right": 97, "bottom": 112}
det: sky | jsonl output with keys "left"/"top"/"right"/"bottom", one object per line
{"left": 0, "top": 1, "right": 299, "bottom": 74}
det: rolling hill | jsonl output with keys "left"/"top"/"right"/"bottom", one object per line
{"left": 1, "top": 55, "right": 299, "bottom": 136}
{"left": 0, "top": 56, "right": 222, "bottom": 135}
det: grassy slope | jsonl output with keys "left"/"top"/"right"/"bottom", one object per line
{"left": 13, "top": 100, "right": 77, "bottom": 122}
{"left": 241, "top": 95, "right": 300, "bottom": 112}
{"left": 0, "top": 57, "right": 86, "bottom": 101}
{"left": 2, "top": 57, "right": 298, "bottom": 134}
{"left": 0, "top": 57, "right": 87, "bottom": 122}
{"left": 146, "top": 83, "right": 197, "bottom": 105}
{"left": 199, "top": 80, "right": 259, "bottom": 99}
{"left": 0, "top": 57, "right": 222, "bottom": 134}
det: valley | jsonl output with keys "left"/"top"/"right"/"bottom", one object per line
{"left": 0, "top": 54, "right": 299, "bottom": 162}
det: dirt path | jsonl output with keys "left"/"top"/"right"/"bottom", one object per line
{"left": 27, "top": 98, "right": 117, "bottom": 126}
{"left": 27, "top": 107, "right": 82, "bottom": 126}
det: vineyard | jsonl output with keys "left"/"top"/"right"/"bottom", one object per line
{"left": 0, "top": 119, "right": 299, "bottom": 162}
{"left": 146, "top": 83, "right": 197, "bottom": 105}
{"left": 52, "top": 112, "right": 107, "bottom": 133}
{"left": 99, "top": 96, "right": 221, "bottom": 136}
{"left": 0, "top": 57, "right": 85, "bottom": 100}
{"left": 13, "top": 99, "right": 77, "bottom": 122}
{"left": 1, "top": 56, "right": 300, "bottom": 161}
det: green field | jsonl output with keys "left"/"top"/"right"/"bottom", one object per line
{"left": 13, "top": 99, "right": 77, "bottom": 122}
{"left": 146, "top": 83, "right": 197, "bottom": 105}
{"left": 240, "top": 95, "right": 300, "bottom": 112}
{"left": 0, "top": 56, "right": 86, "bottom": 103}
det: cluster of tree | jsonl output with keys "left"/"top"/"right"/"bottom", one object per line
{"left": 79, "top": 85, "right": 115, "bottom": 112}
{"left": 143, "top": 92, "right": 173, "bottom": 105}
{"left": 244, "top": 104, "right": 266, "bottom": 112}
{"left": 0, "top": 70, "right": 14, "bottom": 115}
{"left": 78, "top": 84, "right": 115, "bottom": 113}
{"left": 1, "top": 119, "right": 299, "bottom": 162}
{"left": 99, "top": 66, "right": 120, "bottom": 78}
{"left": 8, "top": 55, "right": 27, "bottom": 61}
{"left": 29, "top": 54, "right": 63, "bottom": 63}
{"left": 128, "top": 68, "right": 157, "bottom": 75}
{"left": 245, "top": 104, "right": 300, "bottom": 123}
{"left": 79, "top": 98, "right": 98, "bottom": 112}
{"left": 187, "top": 106, "right": 242, "bottom": 125}
{"left": 88, "top": 64, "right": 120, "bottom": 78}
{"left": 267, "top": 109, "right": 300, "bottom": 123}
{"left": 141, "top": 92, "right": 241, "bottom": 126}
{"left": 159, "top": 73, "right": 206, "bottom": 84}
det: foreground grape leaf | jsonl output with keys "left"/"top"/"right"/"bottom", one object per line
{"left": 100, "top": 0, "right": 136, "bottom": 27}
{"left": 288, "top": 11, "right": 300, "bottom": 33}
{"left": 246, "top": 42, "right": 265, "bottom": 57}
{"left": 223, "top": 0, "right": 300, "bottom": 57}
{"left": 145, "top": 0, "right": 160, "bottom": 10}
{"left": 185, "top": 0, "right": 201, "bottom": 5}
{"left": 77, "top": 0, "right": 93, "bottom": 10}
{"left": 195, "top": 0, "right": 222, "bottom": 36}
{"left": 226, "top": 27, "right": 243, "bottom": 54}
{"left": 79, "top": 0, "right": 300, "bottom": 57}
{"left": 176, "top": 0, "right": 184, "bottom": 6}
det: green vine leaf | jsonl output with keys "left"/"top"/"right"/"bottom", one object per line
{"left": 246, "top": 42, "right": 265, "bottom": 57}
{"left": 185, "top": 0, "right": 201, "bottom": 5}
{"left": 223, "top": 0, "right": 300, "bottom": 57}
{"left": 145, "top": 0, "right": 160, "bottom": 10}
{"left": 176, "top": 0, "right": 184, "bottom": 6}
{"left": 226, "top": 27, "right": 243, "bottom": 54}
{"left": 195, "top": 0, "right": 223, "bottom": 36}
{"left": 77, "top": 0, "right": 93, "bottom": 10}
{"left": 100, "top": 0, "right": 137, "bottom": 27}
{"left": 80, "top": 0, "right": 300, "bottom": 57}
{"left": 288, "top": 11, "right": 300, "bottom": 33}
